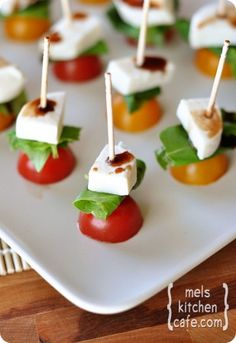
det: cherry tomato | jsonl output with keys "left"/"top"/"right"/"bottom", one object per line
{"left": 0, "top": 113, "right": 15, "bottom": 132}
{"left": 113, "top": 93, "right": 162, "bottom": 132}
{"left": 18, "top": 147, "right": 76, "bottom": 184}
{"left": 4, "top": 16, "right": 50, "bottom": 42}
{"left": 170, "top": 154, "right": 229, "bottom": 185}
{"left": 195, "top": 49, "right": 232, "bottom": 79}
{"left": 78, "top": 196, "right": 143, "bottom": 243}
{"left": 52, "top": 56, "right": 103, "bottom": 82}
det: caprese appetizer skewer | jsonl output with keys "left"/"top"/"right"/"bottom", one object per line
{"left": 0, "top": 0, "right": 51, "bottom": 41}
{"left": 40, "top": 0, "right": 108, "bottom": 83}
{"left": 178, "top": 0, "right": 236, "bottom": 78}
{"left": 107, "top": 0, "right": 178, "bottom": 46}
{"left": 9, "top": 36, "right": 81, "bottom": 184}
{"left": 73, "top": 72, "right": 146, "bottom": 243}
{"left": 0, "top": 57, "right": 27, "bottom": 132}
{"left": 107, "top": 0, "right": 174, "bottom": 132}
{"left": 156, "top": 40, "right": 236, "bottom": 185}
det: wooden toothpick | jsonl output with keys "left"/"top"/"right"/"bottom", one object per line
{"left": 105, "top": 72, "right": 115, "bottom": 161}
{"left": 218, "top": 0, "right": 226, "bottom": 16}
{"left": 40, "top": 36, "right": 50, "bottom": 109}
{"left": 61, "top": 0, "right": 72, "bottom": 24}
{"left": 136, "top": 0, "right": 150, "bottom": 67}
{"left": 206, "top": 40, "right": 230, "bottom": 118}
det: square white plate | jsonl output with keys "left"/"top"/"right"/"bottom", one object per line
{"left": 0, "top": 0, "right": 235, "bottom": 314}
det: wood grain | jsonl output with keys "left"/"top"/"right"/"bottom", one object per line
{"left": 0, "top": 241, "right": 235, "bottom": 343}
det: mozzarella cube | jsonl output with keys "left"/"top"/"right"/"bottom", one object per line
{"left": 114, "top": 0, "right": 175, "bottom": 27}
{"left": 39, "top": 15, "right": 103, "bottom": 61}
{"left": 107, "top": 56, "right": 174, "bottom": 95}
{"left": 189, "top": 3, "right": 236, "bottom": 48}
{"left": 0, "top": 0, "right": 36, "bottom": 15}
{"left": 177, "top": 98, "right": 223, "bottom": 160}
{"left": 0, "top": 62, "right": 25, "bottom": 103}
{"left": 88, "top": 143, "right": 137, "bottom": 196}
{"left": 16, "top": 92, "right": 65, "bottom": 145}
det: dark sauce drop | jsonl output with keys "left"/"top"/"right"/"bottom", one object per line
{"left": 122, "top": 0, "right": 159, "bottom": 8}
{"left": 136, "top": 56, "right": 167, "bottom": 72}
{"left": 115, "top": 167, "right": 125, "bottom": 174}
{"left": 49, "top": 32, "right": 62, "bottom": 43}
{"left": 73, "top": 12, "right": 88, "bottom": 20}
{"left": 107, "top": 151, "right": 134, "bottom": 166}
{"left": 30, "top": 98, "right": 57, "bottom": 116}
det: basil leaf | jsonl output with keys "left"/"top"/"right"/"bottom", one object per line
{"left": 133, "top": 159, "right": 146, "bottom": 189}
{"left": 73, "top": 159, "right": 146, "bottom": 219}
{"left": 156, "top": 125, "right": 200, "bottom": 169}
{"left": 0, "top": 91, "right": 27, "bottom": 117}
{"left": 8, "top": 125, "right": 81, "bottom": 172}
{"left": 221, "top": 109, "right": 236, "bottom": 147}
{"left": 209, "top": 46, "right": 236, "bottom": 77}
{"left": 81, "top": 40, "right": 108, "bottom": 57}
{"left": 14, "top": 0, "right": 50, "bottom": 19}
{"left": 124, "top": 87, "right": 161, "bottom": 113}
{"left": 107, "top": 6, "right": 172, "bottom": 46}
{"left": 175, "top": 18, "right": 190, "bottom": 42}
{"left": 74, "top": 190, "right": 124, "bottom": 220}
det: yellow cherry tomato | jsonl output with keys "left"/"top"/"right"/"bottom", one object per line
{"left": 170, "top": 154, "right": 229, "bottom": 186}
{"left": 195, "top": 49, "right": 233, "bottom": 79}
{"left": 4, "top": 16, "right": 51, "bottom": 42}
{"left": 113, "top": 93, "right": 162, "bottom": 133}
{"left": 0, "top": 113, "right": 15, "bottom": 131}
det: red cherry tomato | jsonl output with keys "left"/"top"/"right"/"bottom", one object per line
{"left": 52, "top": 55, "right": 103, "bottom": 82}
{"left": 18, "top": 147, "right": 76, "bottom": 184}
{"left": 78, "top": 196, "right": 143, "bottom": 243}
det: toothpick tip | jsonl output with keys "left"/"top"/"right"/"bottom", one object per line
{"left": 224, "top": 39, "right": 231, "bottom": 46}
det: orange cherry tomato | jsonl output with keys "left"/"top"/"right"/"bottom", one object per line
{"left": 78, "top": 196, "right": 143, "bottom": 243}
{"left": 4, "top": 16, "right": 51, "bottom": 42}
{"left": 113, "top": 93, "right": 162, "bottom": 133}
{"left": 52, "top": 55, "right": 103, "bottom": 82}
{"left": 0, "top": 113, "right": 15, "bottom": 132}
{"left": 18, "top": 147, "right": 76, "bottom": 184}
{"left": 195, "top": 49, "right": 233, "bottom": 79}
{"left": 170, "top": 154, "right": 229, "bottom": 186}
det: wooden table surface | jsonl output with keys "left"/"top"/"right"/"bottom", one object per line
{"left": 0, "top": 240, "right": 235, "bottom": 343}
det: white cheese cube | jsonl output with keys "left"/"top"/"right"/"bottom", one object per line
{"left": 39, "top": 15, "right": 103, "bottom": 61}
{"left": 16, "top": 92, "right": 65, "bottom": 145}
{"left": 114, "top": 0, "right": 175, "bottom": 27}
{"left": 189, "top": 3, "right": 236, "bottom": 48}
{"left": 0, "top": 0, "right": 36, "bottom": 15}
{"left": 177, "top": 98, "right": 223, "bottom": 160}
{"left": 107, "top": 56, "right": 174, "bottom": 95}
{"left": 0, "top": 62, "right": 25, "bottom": 103}
{"left": 88, "top": 143, "right": 137, "bottom": 196}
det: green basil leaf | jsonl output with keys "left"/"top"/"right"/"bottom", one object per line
{"left": 107, "top": 6, "right": 172, "bottom": 46}
{"left": 156, "top": 125, "right": 200, "bottom": 169}
{"left": 133, "top": 159, "right": 146, "bottom": 189}
{"left": 81, "top": 40, "right": 108, "bottom": 57}
{"left": 8, "top": 125, "right": 81, "bottom": 172}
{"left": 124, "top": 87, "right": 161, "bottom": 113}
{"left": 0, "top": 91, "right": 27, "bottom": 117}
{"left": 73, "top": 189, "right": 124, "bottom": 220}
{"left": 13, "top": 0, "right": 50, "bottom": 19}
{"left": 73, "top": 159, "right": 146, "bottom": 219}
{"left": 175, "top": 18, "right": 190, "bottom": 42}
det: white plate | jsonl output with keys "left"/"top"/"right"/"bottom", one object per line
{"left": 0, "top": 0, "right": 235, "bottom": 314}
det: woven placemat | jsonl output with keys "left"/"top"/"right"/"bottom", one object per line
{"left": 0, "top": 239, "right": 31, "bottom": 276}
